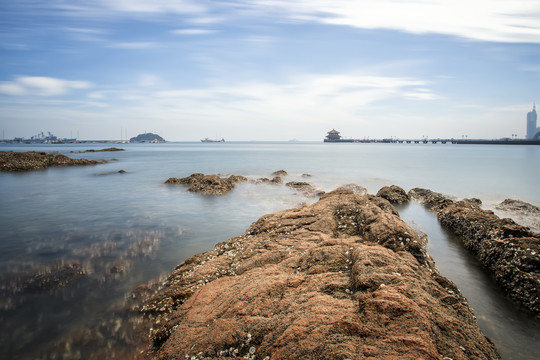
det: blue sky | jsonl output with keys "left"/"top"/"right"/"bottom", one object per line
{"left": 1, "top": 1, "right": 539, "bottom": 141}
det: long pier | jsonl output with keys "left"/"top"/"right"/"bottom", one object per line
{"left": 326, "top": 138, "right": 540, "bottom": 145}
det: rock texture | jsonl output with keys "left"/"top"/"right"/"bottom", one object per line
{"left": 138, "top": 189, "right": 500, "bottom": 359}
{"left": 0, "top": 151, "right": 107, "bottom": 172}
{"left": 71, "top": 147, "right": 125, "bottom": 153}
{"left": 376, "top": 185, "right": 409, "bottom": 204}
{"left": 165, "top": 173, "right": 248, "bottom": 195}
{"left": 496, "top": 199, "right": 540, "bottom": 216}
{"left": 410, "top": 188, "right": 540, "bottom": 316}
{"left": 285, "top": 181, "right": 325, "bottom": 198}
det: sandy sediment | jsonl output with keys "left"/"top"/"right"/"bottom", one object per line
{"left": 137, "top": 188, "right": 500, "bottom": 359}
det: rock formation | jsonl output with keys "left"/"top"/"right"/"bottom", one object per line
{"left": 71, "top": 147, "right": 125, "bottom": 153}
{"left": 285, "top": 181, "right": 325, "bottom": 198}
{"left": 0, "top": 151, "right": 107, "bottom": 172}
{"left": 165, "top": 173, "right": 248, "bottom": 195}
{"left": 496, "top": 199, "right": 540, "bottom": 216}
{"left": 409, "top": 188, "right": 540, "bottom": 316}
{"left": 137, "top": 189, "right": 500, "bottom": 359}
{"left": 376, "top": 185, "right": 409, "bottom": 204}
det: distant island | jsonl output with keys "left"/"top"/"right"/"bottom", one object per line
{"left": 129, "top": 133, "right": 165, "bottom": 143}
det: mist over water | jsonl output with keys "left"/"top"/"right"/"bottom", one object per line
{"left": 1, "top": 142, "right": 539, "bottom": 359}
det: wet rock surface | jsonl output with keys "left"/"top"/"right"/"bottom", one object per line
{"left": 496, "top": 199, "right": 540, "bottom": 216}
{"left": 0, "top": 151, "right": 107, "bottom": 171}
{"left": 71, "top": 147, "right": 125, "bottom": 153}
{"left": 285, "top": 181, "right": 325, "bottom": 198}
{"left": 165, "top": 173, "right": 248, "bottom": 195}
{"left": 409, "top": 188, "right": 540, "bottom": 316}
{"left": 376, "top": 185, "right": 409, "bottom": 204}
{"left": 138, "top": 189, "right": 500, "bottom": 359}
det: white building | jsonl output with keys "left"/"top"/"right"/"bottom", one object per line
{"left": 526, "top": 104, "right": 539, "bottom": 139}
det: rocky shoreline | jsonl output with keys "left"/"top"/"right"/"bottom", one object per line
{"left": 409, "top": 188, "right": 540, "bottom": 316}
{"left": 0, "top": 151, "right": 107, "bottom": 171}
{"left": 135, "top": 188, "right": 501, "bottom": 359}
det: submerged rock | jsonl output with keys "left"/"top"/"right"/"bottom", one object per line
{"left": 376, "top": 185, "right": 409, "bottom": 204}
{"left": 138, "top": 190, "right": 500, "bottom": 359}
{"left": 272, "top": 170, "right": 288, "bottom": 176}
{"left": 409, "top": 188, "right": 540, "bottom": 316}
{"left": 285, "top": 181, "right": 325, "bottom": 198}
{"left": 71, "top": 148, "right": 124, "bottom": 153}
{"left": 165, "top": 173, "right": 248, "bottom": 195}
{"left": 496, "top": 199, "right": 540, "bottom": 216}
{"left": 0, "top": 151, "right": 107, "bottom": 172}
{"left": 335, "top": 184, "right": 367, "bottom": 195}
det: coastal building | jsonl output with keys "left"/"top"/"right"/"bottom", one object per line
{"left": 325, "top": 129, "right": 342, "bottom": 142}
{"left": 526, "top": 104, "right": 540, "bottom": 140}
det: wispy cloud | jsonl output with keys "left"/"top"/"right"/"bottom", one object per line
{"left": 107, "top": 42, "right": 158, "bottom": 49}
{"left": 237, "top": 0, "right": 540, "bottom": 43}
{"left": 171, "top": 29, "right": 219, "bottom": 35}
{"left": 0, "top": 76, "right": 91, "bottom": 96}
{"left": 8, "top": 1, "right": 540, "bottom": 43}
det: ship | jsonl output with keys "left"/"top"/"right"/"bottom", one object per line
{"left": 201, "top": 137, "right": 225, "bottom": 143}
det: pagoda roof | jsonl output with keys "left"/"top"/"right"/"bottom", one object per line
{"left": 327, "top": 129, "right": 340, "bottom": 134}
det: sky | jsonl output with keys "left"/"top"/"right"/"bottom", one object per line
{"left": 1, "top": 0, "right": 539, "bottom": 141}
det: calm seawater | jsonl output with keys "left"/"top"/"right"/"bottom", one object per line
{"left": 1, "top": 142, "right": 539, "bottom": 359}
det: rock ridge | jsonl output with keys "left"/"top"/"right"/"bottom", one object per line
{"left": 0, "top": 151, "right": 107, "bottom": 172}
{"left": 409, "top": 187, "right": 540, "bottom": 316}
{"left": 137, "top": 189, "right": 500, "bottom": 359}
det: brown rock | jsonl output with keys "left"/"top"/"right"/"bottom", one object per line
{"left": 0, "top": 151, "right": 107, "bottom": 172}
{"left": 272, "top": 170, "right": 288, "bottom": 176}
{"left": 496, "top": 199, "right": 540, "bottom": 216}
{"left": 377, "top": 185, "right": 409, "bottom": 204}
{"left": 139, "top": 191, "right": 500, "bottom": 359}
{"left": 165, "top": 173, "right": 248, "bottom": 195}
{"left": 285, "top": 181, "right": 325, "bottom": 198}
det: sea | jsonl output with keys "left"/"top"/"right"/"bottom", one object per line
{"left": 1, "top": 141, "right": 539, "bottom": 359}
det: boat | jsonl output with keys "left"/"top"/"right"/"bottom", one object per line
{"left": 201, "top": 138, "right": 225, "bottom": 143}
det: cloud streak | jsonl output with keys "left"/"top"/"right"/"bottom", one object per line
{"left": 0, "top": 76, "right": 91, "bottom": 97}
{"left": 7, "top": 1, "right": 540, "bottom": 43}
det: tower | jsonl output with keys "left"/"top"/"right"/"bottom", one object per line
{"left": 527, "top": 104, "right": 537, "bottom": 139}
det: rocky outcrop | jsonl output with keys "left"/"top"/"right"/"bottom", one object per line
{"left": 138, "top": 189, "right": 500, "bottom": 359}
{"left": 285, "top": 181, "right": 325, "bottom": 198}
{"left": 71, "top": 147, "right": 124, "bottom": 153}
{"left": 272, "top": 170, "right": 288, "bottom": 177}
{"left": 165, "top": 173, "right": 248, "bottom": 195}
{"left": 376, "top": 185, "right": 409, "bottom": 204}
{"left": 335, "top": 184, "right": 367, "bottom": 195}
{"left": 496, "top": 199, "right": 540, "bottom": 216}
{"left": 0, "top": 151, "right": 107, "bottom": 172}
{"left": 255, "top": 176, "right": 283, "bottom": 184}
{"left": 409, "top": 188, "right": 540, "bottom": 316}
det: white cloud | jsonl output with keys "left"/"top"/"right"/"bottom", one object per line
{"left": 0, "top": 76, "right": 91, "bottom": 96}
{"left": 238, "top": 0, "right": 540, "bottom": 43}
{"left": 12, "top": 1, "right": 540, "bottom": 43}
{"left": 171, "top": 29, "right": 218, "bottom": 35}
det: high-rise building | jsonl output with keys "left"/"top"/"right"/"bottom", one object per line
{"left": 526, "top": 104, "right": 539, "bottom": 139}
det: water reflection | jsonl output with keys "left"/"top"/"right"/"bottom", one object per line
{"left": 398, "top": 203, "right": 540, "bottom": 360}
{"left": 0, "top": 225, "right": 174, "bottom": 359}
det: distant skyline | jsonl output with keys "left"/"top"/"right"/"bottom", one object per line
{"left": 1, "top": 1, "right": 539, "bottom": 141}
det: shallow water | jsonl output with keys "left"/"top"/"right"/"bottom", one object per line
{"left": 1, "top": 142, "right": 539, "bottom": 359}
{"left": 398, "top": 203, "right": 540, "bottom": 360}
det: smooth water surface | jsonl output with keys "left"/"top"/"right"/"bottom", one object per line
{"left": 1, "top": 142, "right": 539, "bottom": 359}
